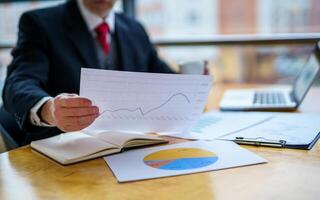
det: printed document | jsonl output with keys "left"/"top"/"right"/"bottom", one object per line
{"left": 80, "top": 69, "right": 212, "bottom": 133}
{"left": 221, "top": 113, "right": 320, "bottom": 145}
{"left": 104, "top": 140, "right": 267, "bottom": 182}
{"left": 172, "top": 111, "right": 273, "bottom": 140}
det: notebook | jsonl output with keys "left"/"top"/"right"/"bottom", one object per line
{"left": 30, "top": 131, "right": 168, "bottom": 165}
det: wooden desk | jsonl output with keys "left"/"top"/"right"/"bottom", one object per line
{"left": 1, "top": 84, "right": 320, "bottom": 200}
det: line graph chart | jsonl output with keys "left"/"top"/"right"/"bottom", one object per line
{"left": 100, "top": 93, "right": 191, "bottom": 117}
{"left": 80, "top": 69, "right": 212, "bottom": 133}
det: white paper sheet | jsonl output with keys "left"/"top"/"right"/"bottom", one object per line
{"left": 221, "top": 113, "right": 320, "bottom": 145}
{"left": 104, "top": 140, "right": 267, "bottom": 182}
{"left": 172, "top": 111, "right": 273, "bottom": 140}
{"left": 80, "top": 69, "right": 212, "bottom": 133}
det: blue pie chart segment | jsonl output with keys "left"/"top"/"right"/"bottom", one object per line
{"left": 143, "top": 148, "right": 218, "bottom": 170}
{"left": 159, "top": 157, "right": 218, "bottom": 170}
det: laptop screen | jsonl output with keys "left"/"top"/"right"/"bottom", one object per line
{"left": 293, "top": 52, "right": 320, "bottom": 104}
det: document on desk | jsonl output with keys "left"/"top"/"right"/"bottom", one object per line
{"left": 104, "top": 140, "right": 267, "bottom": 182}
{"left": 221, "top": 113, "right": 320, "bottom": 149}
{"left": 80, "top": 69, "right": 212, "bottom": 133}
{"left": 172, "top": 111, "right": 273, "bottom": 140}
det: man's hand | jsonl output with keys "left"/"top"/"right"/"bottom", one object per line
{"left": 40, "top": 93, "right": 99, "bottom": 132}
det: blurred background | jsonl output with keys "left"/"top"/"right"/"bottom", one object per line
{"left": 0, "top": 0, "right": 320, "bottom": 101}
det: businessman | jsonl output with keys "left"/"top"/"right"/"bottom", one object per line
{"left": 2, "top": 0, "right": 174, "bottom": 144}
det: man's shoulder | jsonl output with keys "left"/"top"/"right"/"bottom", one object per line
{"left": 115, "top": 13, "right": 147, "bottom": 34}
{"left": 115, "top": 13, "right": 139, "bottom": 24}
{"left": 116, "top": 13, "right": 142, "bottom": 28}
{"left": 21, "top": 2, "right": 66, "bottom": 23}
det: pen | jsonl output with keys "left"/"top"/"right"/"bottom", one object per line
{"left": 234, "top": 137, "right": 286, "bottom": 148}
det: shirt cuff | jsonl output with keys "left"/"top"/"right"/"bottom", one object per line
{"left": 30, "top": 96, "right": 55, "bottom": 127}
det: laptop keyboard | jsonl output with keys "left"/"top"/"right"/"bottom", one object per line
{"left": 253, "top": 92, "right": 287, "bottom": 105}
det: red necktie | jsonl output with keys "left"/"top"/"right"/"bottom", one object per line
{"left": 94, "top": 22, "right": 110, "bottom": 56}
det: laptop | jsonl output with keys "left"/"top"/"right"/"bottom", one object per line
{"left": 220, "top": 43, "right": 320, "bottom": 111}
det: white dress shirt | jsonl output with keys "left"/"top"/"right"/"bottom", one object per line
{"left": 30, "top": 0, "right": 116, "bottom": 127}
{"left": 77, "top": 0, "right": 115, "bottom": 36}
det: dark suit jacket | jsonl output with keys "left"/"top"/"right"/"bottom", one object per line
{"left": 2, "top": 0, "right": 173, "bottom": 145}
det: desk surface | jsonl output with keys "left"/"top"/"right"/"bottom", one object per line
{"left": 1, "top": 84, "right": 320, "bottom": 200}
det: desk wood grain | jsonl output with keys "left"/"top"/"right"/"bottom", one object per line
{"left": 1, "top": 84, "right": 319, "bottom": 200}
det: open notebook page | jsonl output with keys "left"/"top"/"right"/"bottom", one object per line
{"left": 31, "top": 132, "right": 117, "bottom": 162}
{"left": 88, "top": 131, "right": 166, "bottom": 147}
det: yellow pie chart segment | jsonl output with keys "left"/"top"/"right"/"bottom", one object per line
{"left": 143, "top": 148, "right": 218, "bottom": 170}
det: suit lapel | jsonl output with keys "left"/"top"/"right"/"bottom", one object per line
{"left": 64, "top": 0, "right": 99, "bottom": 68}
{"left": 115, "top": 14, "right": 135, "bottom": 71}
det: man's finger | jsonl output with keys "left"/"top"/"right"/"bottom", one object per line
{"left": 59, "top": 114, "right": 99, "bottom": 126}
{"left": 55, "top": 106, "right": 99, "bottom": 117}
{"left": 60, "top": 117, "right": 97, "bottom": 132}
{"left": 55, "top": 96, "right": 93, "bottom": 107}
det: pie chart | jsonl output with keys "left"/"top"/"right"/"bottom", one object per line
{"left": 143, "top": 148, "right": 218, "bottom": 170}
